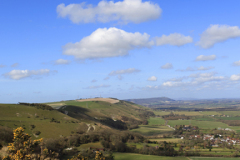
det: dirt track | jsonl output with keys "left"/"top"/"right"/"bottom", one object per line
{"left": 76, "top": 98, "right": 119, "bottom": 104}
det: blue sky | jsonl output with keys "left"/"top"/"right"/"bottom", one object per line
{"left": 1, "top": 0, "right": 240, "bottom": 103}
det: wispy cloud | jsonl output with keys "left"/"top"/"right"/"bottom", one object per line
{"left": 197, "top": 66, "right": 214, "bottom": 70}
{"left": 161, "top": 63, "right": 173, "bottom": 69}
{"left": 233, "top": 60, "right": 240, "bottom": 66}
{"left": 195, "top": 55, "right": 216, "bottom": 61}
{"left": 54, "top": 59, "right": 71, "bottom": 65}
{"left": 85, "top": 84, "right": 110, "bottom": 89}
{"left": 176, "top": 67, "right": 195, "bottom": 72}
{"left": 155, "top": 33, "right": 193, "bottom": 46}
{"left": 11, "top": 63, "right": 19, "bottom": 67}
{"left": 0, "top": 64, "right": 6, "bottom": 68}
{"left": 3, "top": 69, "right": 56, "bottom": 80}
{"left": 91, "top": 79, "right": 97, "bottom": 83}
{"left": 109, "top": 68, "right": 140, "bottom": 76}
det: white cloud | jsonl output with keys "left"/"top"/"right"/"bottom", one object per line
{"left": 196, "top": 55, "right": 216, "bottom": 61}
{"left": 196, "top": 25, "right": 240, "bottom": 48}
{"left": 4, "top": 69, "right": 51, "bottom": 80}
{"left": 155, "top": 33, "right": 193, "bottom": 46}
{"left": 54, "top": 59, "right": 71, "bottom": 65}
{"left": 233, "top": 60, "right": 240, "bottom": 66}
{"left": 109, "top": 68, "right": 140, "bottom": 76}
{"left": 0, "top": 64, "right": 6, "bottom": 68}
{"left": 161, "top": 63, "right": 173, "bottom": 69}
{"left": 197, "top": 66, "right": 214, "bottom": 70}
{"left": 162, "top": 72, "right": 225, "bottom": 88}
{"left": 230, "top": 74, "right": 240, "bottom": 81}
{"left": 147, "top": 76, "right": 157, "bottom": 81}
{"left": 86, "top": 84, "right": 110, "bottom": 89}
{"left": 11, "top": 63, "right": 19, "bottom": 67}
{"left": 57, "top": 0, "right": 161, "bottom": 24}
{"left": 63, "top": 27, "right": 153, "bottom": 59}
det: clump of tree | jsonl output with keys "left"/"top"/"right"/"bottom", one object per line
{"left": 99, "top": 118, "right": 128, "bottom": 130}
{"left": 162, "top": 112, "right": 190, "bottom": 120}
{"left": 121, "top": 116, "right": 142, "bottom": 129}
{"left": 139, "top": 111, "right": 155, "bottom": 119}
{"left": 221, "top": 120, "right": 240, "bottom": 126}
{"left": 18, "top": 103, "right": 54, "bottom": 111}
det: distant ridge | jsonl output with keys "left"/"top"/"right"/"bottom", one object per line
{"left": 124, "top": 97, "right": 175, "bottom": 106}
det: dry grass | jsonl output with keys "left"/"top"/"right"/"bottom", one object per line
{"left": 76, "top": 98, "right": 119, "bottom": 104}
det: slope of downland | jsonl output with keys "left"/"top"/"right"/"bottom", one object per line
{"left": 0, "top": 99, "right": 153, "bottom": 139}
{"left": 0, "top": 103, "right": 80, "bottom": 139}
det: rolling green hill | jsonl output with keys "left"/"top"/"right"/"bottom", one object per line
{"left": 0, "top": 98, "right": 152, "bottom": 139}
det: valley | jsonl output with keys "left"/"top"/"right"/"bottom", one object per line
{"left": 1, "top": 97, "right": 240, "bottom": 159}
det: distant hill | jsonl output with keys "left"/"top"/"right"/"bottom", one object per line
{"left": 124, "top": 97, "right": 175, "bottom": 106}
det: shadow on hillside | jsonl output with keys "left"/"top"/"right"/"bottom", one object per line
{"left": 59, "top": 105, "right": 128, "bottom": 130}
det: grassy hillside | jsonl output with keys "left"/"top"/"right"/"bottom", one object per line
{"left": 0, "top": 99, "right": 152, "bottom": 139}
{"left": 0, "top": 103, "right": 80, "bottom": 139}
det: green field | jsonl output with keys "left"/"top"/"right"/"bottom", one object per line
{"left": 114, "top": 153, "right": 188, "bottom": 160}
{"left": 168, "top": 120, "right": 229, "bottom": 129}
{"left": 131, "top": 125, "right": 174, "bottom": 136}
{"left": 153, "top": 111, "right": 172, "bottom": 116}
{"left": 148, "top": 117, "right": 165, "bottom": 125}
{"left": 219, "top": 111, "right": 240, "bottom": 116}
{"left": 200, "top": 111, "right": 222, "bottom": 116}
{"left": 172, "top": 111, "right": 203, "bottom": 116}
{"left": 218, "top": 117, "right": 240, "bottom": 120}
{"left": 194, "top": 117, "right": 215, "bottom": 121}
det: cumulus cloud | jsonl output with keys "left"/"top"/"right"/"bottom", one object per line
{"left": 4, "top": 69, "right": 52, "bottom": 80}
{"left": 0, "top": 64, "right": 6, "bottom": 68}
{"left": 233, "top": 60, "right": 240, "bottom": 66}
{"left": 11, "top": 63, "right": 19, "bottom": 67}
{"left": 85, "top": 84, "right": 110, "bottom": 89}
{"left": 196, "top": 55, "right": 216, "bottom": 61}
{"left": 147, "top": 76, "right": 157, "bottom": 81}
{"left": 196, "top": 25, "right": 240, "bottom": 48}
{"left": 54, "top": 59, "right": 71, "bottom": 65}
{"left": 161, "top": 63, "right": 173, "bottom": 69}
{"left": 63, "top": 27, "right": 153, "bottom": 59}
{"left": 197, "top": 66, "right": 214, "bottom": 70}
{"left": 230, "top": 74, "right": 240, "bottom": 81}
{"left": 155, "top": 33, "right": 193, "bottom": 46}
{"left": 57, "top": 0, "right": 161, "bottom": 24}
{"left": 109, "top": 68, "right": 140, "bottom": 76}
